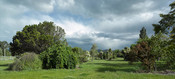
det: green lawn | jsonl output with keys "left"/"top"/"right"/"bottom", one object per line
{"left": 0, "top": 58, "right": 175, "bottom": 79}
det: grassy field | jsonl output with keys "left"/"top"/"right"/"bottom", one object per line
{"left": 0, "top": 58, "right": 175, "bottom": 79}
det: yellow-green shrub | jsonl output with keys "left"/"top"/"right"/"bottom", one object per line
{"left": 8, "top": 53, "right": 42, "bottom": 71}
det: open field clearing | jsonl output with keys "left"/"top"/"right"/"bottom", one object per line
{"left": 0, "top": 58, "right": 174, "bottom": 79}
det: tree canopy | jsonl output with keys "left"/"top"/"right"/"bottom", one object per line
{"left": 10, "top": 21, "right": 65, "bottom": 55}
{"left": 152, "top": 1, "right": 175, "bottom": 42}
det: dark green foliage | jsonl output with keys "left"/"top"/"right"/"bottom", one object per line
{"left": 10, "top": 21, "right": 65, "bottom": 55}
{"left": 152, "top": 1, "right": 175, "bottom": 69}
{"left": 122, "top": 47, "right": 130, "bottom": 61}
{"left": 8, "top": 53, "right": 42, "bottom": 71}
{"left": 127, "top": 44, "right": 138, "bottom": 64}
{"left": 131, "top": 41, "right": 154, "bottom": 72}
{"left": 162, "top": 44, "right": 175, "bottom": 69}
{"left": 152, "top": 1, "right": 175, "bottom": 42}
{"left": 40, "top": 43, "right": 77, "bottom": 69}
{"left": 98, "top": 50, "right": 104, "bottom": 59}
{"left": 139, "top": 27, "right": 148, "bottom": 39}
{"left": 112, "top": 49, "right": 119, "bottom": 58}
{"left": 128, "top": 32, "right": 168, "bottom": 72}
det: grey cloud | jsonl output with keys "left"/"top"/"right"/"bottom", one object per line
{"left": 3, "top": 0, "right": 54, "bottom": 13}
{"left": 58, "top": 0, "right": 169, "bottom": 18}
{"left": 56, "top": 0, "right": 170, "bottom": 34}
{"left": 0, "top": 0, "right": 173, "bottom": 50}
{"left": 66, "top": 32, "right": 138, "bottom": 50}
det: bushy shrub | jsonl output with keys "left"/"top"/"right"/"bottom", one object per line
{"left": 8, "top": 52, "right": 42, "bottom": 71}
{"left": 163, "top": 44, "right": 175, "bottom": 69}
{"left": 79, "top": 51, "right": 90, "bottom": 63}
{"left": 40, "top": 44, "right": 77, "bottom": 69}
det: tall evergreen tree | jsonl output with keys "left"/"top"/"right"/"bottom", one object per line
{"left": 139, "top": 27, "right": 148, "bottom": 39}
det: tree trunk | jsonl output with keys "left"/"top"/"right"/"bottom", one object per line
{"left": 91, "top": 56, "right": 93, "bottom": 61}
{"left": 154, "top": 62, "right": 157, "bottom": 71}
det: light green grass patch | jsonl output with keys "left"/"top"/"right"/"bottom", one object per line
{"left": 0, "top": 58, "right": 175, "bottom": 79}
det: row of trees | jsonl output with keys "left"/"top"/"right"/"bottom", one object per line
{"left": 6, "top": 1, "right": 175, "bottom": 72}
{"left": 8, "top": 21, "right": 78, "bottom": 71}
{"left": 116, "top": 2, "right": 175, "bottom": 72}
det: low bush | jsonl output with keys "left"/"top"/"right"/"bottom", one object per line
{"left": 40, "top": 44, "right": 77, "bottom": 69}
{"left": 8, "top": 52, "right": 42, "bottom": 71}
{"left": 79, "top": 51, "right": 90, "bottom": 63}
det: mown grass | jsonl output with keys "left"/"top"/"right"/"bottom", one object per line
{"left": 0, "top": 58, "right": 175, "bottom": 79}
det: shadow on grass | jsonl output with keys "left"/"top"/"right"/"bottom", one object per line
{"left": 0, "top": 63, "right": 12, "bottom": 71}
{"left": 0, "top": 64, "right": 9, "bottom": 66}
{"left": 107, "top": 59, "right": 125, "bottom": 61}
{"left": 88, "top": 62, "right": 140, "bottom": 73}
{"left": 96, "top": 67, "right": 136, "bottom": 72}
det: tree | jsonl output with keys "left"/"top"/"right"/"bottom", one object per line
{"left": 10, "top": 21, "right": 65, "bottom": 55}
{"left": 152, "top": 1, "right": 175, "bottom": 42}
{"left": 107, "top": 48, "right": 113, "bottom": 60}
{"left": 129, "top": 32, "right": 168, "bottom": 72}
{"left": 0, "top": 41, "right": 9, "bottom": 56}
{"left": 72, "top": 47, "right": 88, "bottom": 63}
{"left": 152, "top": 1, "right": 175, "bottom": 69}
{"left": 132, "top": 41, "right": 154, "bottom": 72}
{"left": 139, "top": 27, "right": 148, "bottom": 39}
{"left": 122, "top": 47, "right": 130, "bottom": 61}
{"left": 113, "top": 49, "right": 119, "bottom": 58}
{"left": 90, "top": 44, "right": 97, "bottom": 61}
{"left": 98, "top": 50, "right": 104, "bottom": 59}
{"left": 127, "top": 44, "right": 138, "bottom": 64}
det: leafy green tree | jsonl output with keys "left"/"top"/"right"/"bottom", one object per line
{"left": 40, "top": 43, "right": 77, "bottom": 69}
{"left": 163, "top": 44, "right": 175, "bottom": 69}
{"left": 129, "top": 32, "right": 168, "bottom": 72}
{"left": 152, "top": 1, "right": 175, "bottom": 42}
{"left": 127, "top": 44, "right": 137, "bottom": 64}
{"left": 79, "top": 51, "right": 90, "bottom": 63}
{"left": 0, "top": 41, "right": 9, "bottom": 56}
{"left": 132, "top": 41, "right": 154, "bottom": 72}
{"left": 113, "top": 49, "right": 119, "bottom": 58}
{"left": 139, "top": 27, "right": 148, "bottom": 39}
{"left": 72, "top": 47, "right": 83, "bottom": 55}
{"left": 90, "top": 44, "right": 97, "bottom": 61}
{"left": 72, "top": 47, "right": 89, "bottom": 63}
{"left": 122, "top": 47, "right": 130, "bottom": 61}
{"left": 99, "top": 50, "right": 104, "bottom": 59}
{"left": 10, "top": 21, "right": 65, "bottom": 55}
{"left": 107, "top": 48, "right": 113, "bottom": 60}
{"left": 152, "top": 1, "right": 175, "bottom": 69}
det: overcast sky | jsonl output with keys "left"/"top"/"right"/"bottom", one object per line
{"left": 0, "top": 0, "right": 173, "bottom": 50}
